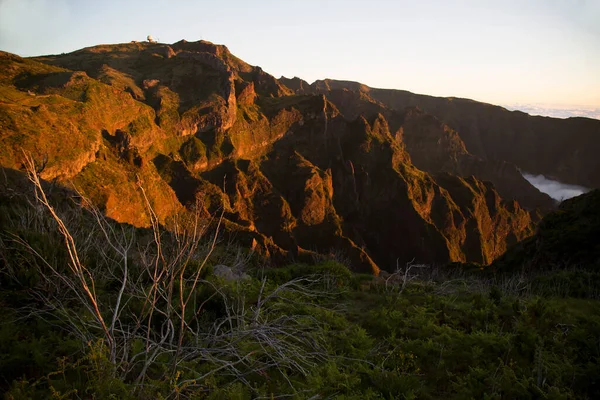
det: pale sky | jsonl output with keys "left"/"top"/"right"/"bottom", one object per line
{"left": 1, "top": 0, "right": 599, "bottom": 107}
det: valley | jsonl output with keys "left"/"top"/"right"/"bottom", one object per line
{"left": 0, "top": 39, "right": 599, "bottom": 399}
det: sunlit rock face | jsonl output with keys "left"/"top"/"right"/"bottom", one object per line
{"left": 0, "top": 43, "right": 566, "bottom": 273}
{"left": 521, "top": 172, "right": 591, "bottom": 201}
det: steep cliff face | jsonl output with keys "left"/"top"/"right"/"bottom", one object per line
{"left": 309, "top": 79, "right": 600, "bottom": 190}
{"left": 297, "top": 82, "right": 555, "bottom": 211}
{"left": 318, "top": 115, "right": 533, "bottom": 267}
{"left": 0, "top": 52, "right": 161, "bottom": 178}
{"left": 399, "top": 108, "right": 556, "bottom": 211}
{"left": 0, "top": 41, "right": 542, "bottom": 272}
{"left": 494, "top": 189, "right": 600, "bottom": 271}
{"left": 279, "top": 76, "right": 312, "bottom": 94}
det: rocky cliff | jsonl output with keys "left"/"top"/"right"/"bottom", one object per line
{"left": 494, "top": 189, "right": 600, "bottom": 271}
{"left": 291, "top": 83, "right": 556, "bottom": 211}
{"left": 0, "top": 41, "right": 556, "bottom": 272}
{"left": 302, "top": 79, "right": 600, "bottom": 190}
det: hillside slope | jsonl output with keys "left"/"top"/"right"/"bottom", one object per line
{"left": 293, "top": 78, "right": 600, "bottom": 190}
{"left": 286, "top": 82, "right": 556, "bottom": 211}
{"left": 494, "top": 189, "right": 600, "bottom": 271}
{"left": 1, "top": 165, "right": 599, "bottom": 399}
{"left": 0, "top": 41, "right": 543, "bottom": 272}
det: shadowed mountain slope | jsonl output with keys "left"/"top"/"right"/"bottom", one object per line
{"left": 296, "top": 78, "right": 600, "bottom": 190}
{"left": 298, "top": 84, "right": 556, "bottom": 211}
{"left": 0, "top": 41, "right": 553, "bottom": 272}
{"left": 494, "top": 189, "right": 600, "bottom": 272}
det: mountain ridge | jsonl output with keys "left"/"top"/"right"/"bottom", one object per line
{"left": 2, "top": 39, "right": 598, "bottom": 272}
{"left": 288, "top": 77, "right": 600, "bottom": 188}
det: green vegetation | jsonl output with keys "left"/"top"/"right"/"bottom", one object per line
{"left": 1, "top": 170, "right": 599, "bottom": 399}
{"left": 153, "top": 86, "right": 181, "bottom": 135}
{"left": 1, "top": 42, "right": 600, "bottom": 399}
{"left": 495, "top": 189, "right": 600, "bottom": 272}
{"left": 179, "top": 137, "right": 208, "bottom": 167}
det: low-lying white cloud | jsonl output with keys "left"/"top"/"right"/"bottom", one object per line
{"left": 522, "top": 172, "right": 590, "bottom": 201}
{"left": 504, "top": 103, "right": 600, "bottom": 120}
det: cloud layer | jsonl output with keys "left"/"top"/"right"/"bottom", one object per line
{"left": 504, "top": 104, "right": 600, "bottom": 120}
{"left": 522, "top": 173, "right": 590, "bottom": 201}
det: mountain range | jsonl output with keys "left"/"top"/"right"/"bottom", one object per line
{"left": 1, "top": 39, "right": 599, "bottom": 273}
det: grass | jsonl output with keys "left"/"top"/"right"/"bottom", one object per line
{"left": 1, "top": 188, "right": 598, "bottom": 398}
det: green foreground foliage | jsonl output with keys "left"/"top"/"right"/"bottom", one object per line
{"left": 1, "top": 178, "right": 599, "bottom": 399}
{"left": 3, "top": 266, "right": 600, "bottom": 399}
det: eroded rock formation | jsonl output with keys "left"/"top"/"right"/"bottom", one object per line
{"left": 3, "top": 40, "right": 593, "bottom": 273}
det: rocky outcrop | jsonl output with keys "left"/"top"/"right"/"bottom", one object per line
{"left": 235, "top": 81, "right": 256, "bottom": 105}
{"left": 171, "top": 40, "right": 252, "bottom": 71}
{"left": 213, "top": 264, "right": 250, "bottom": 281}
{"left": 42, "top": 141, "right": 100, "bottom": 180}
{"left": 175, "top": 51, "right": 231, "bottom": 73}
{"left": 313, "top": 86, "right": 554, "bottom": 211}
{"left": 456, "top": 158, "right": 555, "bottom": 212}
{"left": 102, "top": 129, "right": 144, "bottom": 167}
{"left": 0, "top": 42, "right": 550, "bottom": 274}
{"left": 313, "top": 79, "right": 600, "bottom": 190}
{"left": 399, "top": 107, "right": 555, "bottom": 211}
{"left": 319, "top": 115, "right": 533, "bottom": 267}
{"left": 171, "top": 51, "right": 237, "bottom": 134}
{"left": 494, "top": 189, "right": 600, "bottom": 271}
{"left": 245, "top": 67, "right": 292, "bottom": 98}
{"left": 279, "top": 76, "right": 313, "bottom": 94}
